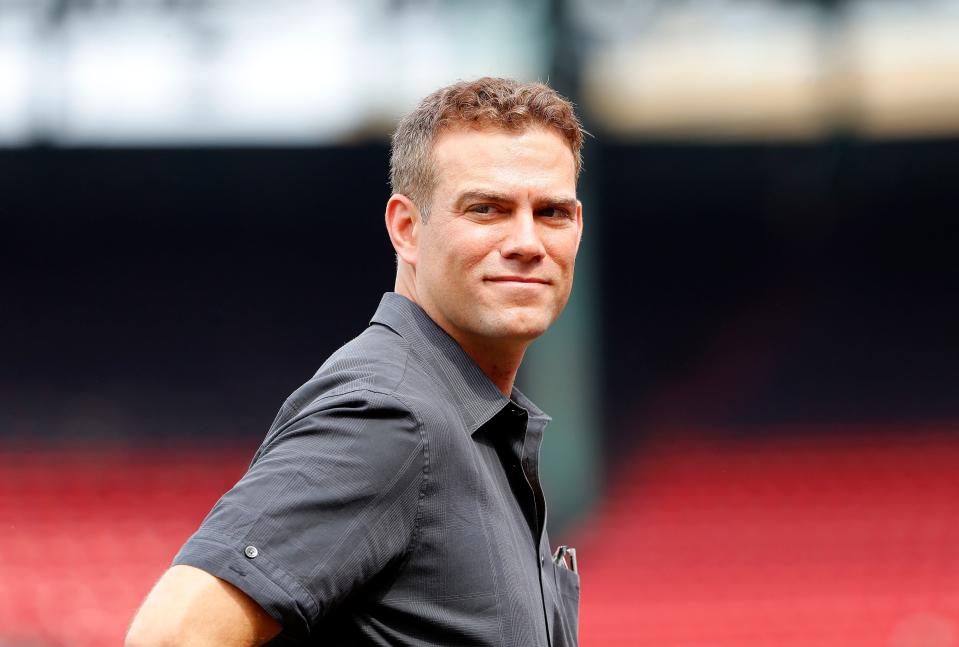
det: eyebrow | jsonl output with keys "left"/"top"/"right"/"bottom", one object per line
{"left": 539, "top": 196, "right": 579, "bottom": 212}
{"left": 454, "top": 190, "right": 578, "bottom": 211}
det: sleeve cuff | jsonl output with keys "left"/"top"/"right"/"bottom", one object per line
{"left": 172, "top": 529, "right": 319, "bottom": 640}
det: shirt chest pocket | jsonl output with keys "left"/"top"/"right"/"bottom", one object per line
{"left": 549, "top": 561, "right": 580, "bottom": 647}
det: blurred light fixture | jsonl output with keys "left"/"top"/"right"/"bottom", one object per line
{"left": 0, "top": 0, "right": 546, "bottom": 147}
{"left": 0, "top": 13, "right": 34, "bottom": 145}
{"left": 583, "top": 2, "right": 828, "bottom": 140}
{"left": 846, "top": 0, "right": 959, "bottom": 138}
{"left": 581, "top": 0, "right": 959, "bottom": 140}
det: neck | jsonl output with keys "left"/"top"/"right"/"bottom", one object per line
{"left": 454, "top": 337, "right": 527, "bottom": 397}
{"left": 394, "top": 274, "right": 526, "bottom": 397}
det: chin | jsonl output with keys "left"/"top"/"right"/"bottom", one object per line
{"left": 496, "top": 315, "right": 553, "bottom": 341}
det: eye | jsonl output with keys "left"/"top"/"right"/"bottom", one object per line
{"left": 469, "top": 204, "right": 499, "bottom": 215}
{"left": 538, "top": 206, "right": 571, "bottom": 219}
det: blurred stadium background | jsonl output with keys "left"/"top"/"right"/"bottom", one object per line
{"left": 2, "top": 0, "right": 959, "bottom": 645}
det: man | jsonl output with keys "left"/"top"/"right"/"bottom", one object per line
{"left": 126, "top": 76, "right": 585, "bottom": 647}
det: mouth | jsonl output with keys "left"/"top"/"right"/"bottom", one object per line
{"left": 485, "top": 276, "right": 551, "bottom": 285}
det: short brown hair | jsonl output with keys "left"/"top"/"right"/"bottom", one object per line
{"left": 390, "top": 77, "right": 585, "bottom": 220}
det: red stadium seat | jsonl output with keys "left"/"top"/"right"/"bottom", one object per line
{"left": 2, "top": 427, "right": 958, "bottom": 646}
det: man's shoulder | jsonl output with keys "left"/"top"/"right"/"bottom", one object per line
{"left": 247, "top": 325, "right": 437, "bottom": 473}
{"left": 318, "top": 323, "right": 412, "bottom": 390}
{"left": 277, "top": 324, "right": 406, "bottom": 415}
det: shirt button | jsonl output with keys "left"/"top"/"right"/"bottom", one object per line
{"left": 244, "top": 545, "right": 259, "bottom": 559}
{"left": 540, "top": 551, "right": 545, "bottom": 566}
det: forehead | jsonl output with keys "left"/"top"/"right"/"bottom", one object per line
{"left": 430, "top": 125, "right": 577, "bottom": 195}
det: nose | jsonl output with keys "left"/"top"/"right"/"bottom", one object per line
{"left": 501, "top": 209, "right": 546, "bottom": 262}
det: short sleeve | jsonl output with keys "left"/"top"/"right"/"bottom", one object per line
{"left": 172, "top": 389, "right": 426, "bottom": 640}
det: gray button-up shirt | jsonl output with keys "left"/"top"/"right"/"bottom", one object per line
{"left": 173, "top": 292, "right": 580, "bottom": 646}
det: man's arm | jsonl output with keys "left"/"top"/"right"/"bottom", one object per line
{"left": 125, "top": 564, "right": 282, "bottom": 647}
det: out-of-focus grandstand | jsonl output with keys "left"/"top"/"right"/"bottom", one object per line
{"left": 3, "top": 1, "right": 958, "bottom": 645}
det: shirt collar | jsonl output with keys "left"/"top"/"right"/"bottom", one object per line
{"left": 369, "top": 292, "right": 551, "bottom": 434}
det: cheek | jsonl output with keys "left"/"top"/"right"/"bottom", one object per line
{"left": 545, "top": 233, "right": 580, "bottom": 270}
{"left": 420, "top": 230, "right": 488, "bottom": 289}
{"left": 447, "top": 228, "right": 501, "bottom": 269}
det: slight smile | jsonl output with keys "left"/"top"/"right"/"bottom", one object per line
{"left": 485, "top": 276, "right": 550, "bottom": 284}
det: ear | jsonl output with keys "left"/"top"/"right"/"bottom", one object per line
{"left": 385, "top": 194, "right": 421, "bottom": 266}
{"left": 574, "top": 199, "right": 584, "bottom": 250}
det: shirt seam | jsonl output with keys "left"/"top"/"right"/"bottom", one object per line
{"left": 369, "top": 352, "right": 430, "bottom": 577}
{"left": 262, "top": 382, "right": 412, "bottom": 456}
{"left": 278, "top": 358, "right": 431, "bottom": 593}
{"left": 250, "top": 351, "right": 428, "bottom": 622}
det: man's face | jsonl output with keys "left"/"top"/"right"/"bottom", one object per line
{"left": 411, "top": 125, "right": 582, "bottom": 353}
